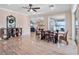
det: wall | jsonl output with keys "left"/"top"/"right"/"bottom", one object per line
{"left": 0, "top": 9, "right": 30, "bottom": 36}
{"left": 65, "top": 11, "right": 72, "bottom": 39}
{"left": 43, "top": 16, "right": 48, "bottom": 30}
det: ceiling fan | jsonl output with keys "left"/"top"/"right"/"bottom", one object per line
{"left": 22, "top": 4, "right": 40, "bottom": 12}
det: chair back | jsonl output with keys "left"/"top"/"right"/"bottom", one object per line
{"left": 64, "top": 31, "right": 68, "bottom": 39}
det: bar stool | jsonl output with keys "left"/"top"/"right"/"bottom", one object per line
{"left": 1, "top": 28, "right": 8, "bottom": 40}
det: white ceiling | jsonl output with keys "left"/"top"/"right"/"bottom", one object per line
{"left": 0, "top": 4, "right": 72, "bottom": 16}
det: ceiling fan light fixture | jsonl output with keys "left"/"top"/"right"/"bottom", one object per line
{"left": 30, "top": 9, "right": 33, "bottom": 12}
{"left": 49, "top": 5, "right": 54, "bottom": 10}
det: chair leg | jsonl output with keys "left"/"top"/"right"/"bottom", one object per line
{"left": 66, "top": 41, "right": 68, "bottom": 45}
{"left": 64, "top": 39, "right": 68, "bottom": 45}
{"left": 59, "top": 39, "right": 62, "bottom": 43}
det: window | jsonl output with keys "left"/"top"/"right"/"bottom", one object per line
{"left": 48, "top": 18, "right": 65, "bottom": 32}
{"left": 55, "top": 20, "right": 65, "bottom": 32}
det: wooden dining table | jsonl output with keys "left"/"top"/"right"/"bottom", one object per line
{"left": 36, "top": 29, "right": 65, "bottom": 43}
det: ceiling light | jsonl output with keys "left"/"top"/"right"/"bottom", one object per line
{"left": 30, "top": 9, "right": 33, "bottom": 12}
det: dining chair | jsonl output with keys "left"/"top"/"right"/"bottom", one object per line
{"left": 59, "top": 31, "right": 68, "bottom": 45}
{"left": 45, "top": 30, "right": 50, "bottom": 42}
{"left": 49, "top": 32, "right": 55, "bottom": 43}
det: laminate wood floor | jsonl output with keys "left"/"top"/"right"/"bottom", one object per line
{"left": 0, "top": 33, "right": 77, "bottom": 55}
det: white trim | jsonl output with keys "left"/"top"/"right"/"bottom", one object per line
{"left": 72, "top": 4, "right": 77, "bottom": 40}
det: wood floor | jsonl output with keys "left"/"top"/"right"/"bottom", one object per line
{"left": 0, "top": 33, "right": 77, "bottom": 55}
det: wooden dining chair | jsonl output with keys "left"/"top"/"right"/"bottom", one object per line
{"left": 49, "top": 32, "right": 55, "bottom": 43}
{"left": 41, "top": 29, "right": 45, "bottom": 40}
{"left": 36, "top": 29, "right": 41, "bottom": 40}
{"left": 45, "top": 30, "right": 50, "bottom": 42}
{"left": 59, "top": 31, "right": 68, "bottom": 45}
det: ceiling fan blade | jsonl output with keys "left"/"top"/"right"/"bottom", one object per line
{"left": 32, "top": 9, "right": 37, "bottom": 12}
{"left": 32, "top": 7, "right": 40, "bottom": 9}
{"left": 22, "top": 7, "right": 28, "bottom": 9}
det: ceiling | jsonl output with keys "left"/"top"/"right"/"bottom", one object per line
{"left": 0, "top": 4, "right": 72, "bottom": 16}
